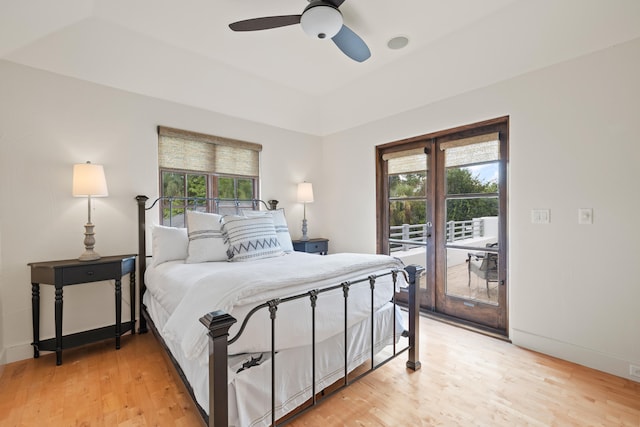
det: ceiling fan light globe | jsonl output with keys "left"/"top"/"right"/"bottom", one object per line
{"left": 300, "top": 5, "right": 343, "bottom": 40}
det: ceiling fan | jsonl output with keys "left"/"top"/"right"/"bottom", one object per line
{"left": 229, "top": 0, "right": 371, "bottom": 63}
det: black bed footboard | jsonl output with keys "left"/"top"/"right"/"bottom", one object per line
{"left": 199, "top": 311, "right": 238, "bottom": 427}
{"left": 137, "top": 195, "right": 422, "bottom": 427}
{"left": 199, "top": 266, "right": 422, "bottom": 427}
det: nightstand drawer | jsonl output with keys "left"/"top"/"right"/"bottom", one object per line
{"left": 62, "top": 263, "right": 119, "bottom": 284}
{"left": 292, "top": 238, "right": 329, "bottom": 255}
{"left": 307, "top": 241, "right": 328, "bottom": 253}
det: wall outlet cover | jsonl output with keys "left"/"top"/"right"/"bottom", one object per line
{"left": 531, "top": 209, "right": 550, "bottom": 224}
{"left": 578, "top": 208, "right": 593, "bottom": 224}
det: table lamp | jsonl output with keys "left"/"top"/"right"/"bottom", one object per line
{"left": 72, "top": 161, "right": 108, "bottom": 261}
{"left": 297, "top": 182, "right": 314, "bottom": 241}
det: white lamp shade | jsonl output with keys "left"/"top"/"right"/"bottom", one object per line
{"left": 297, "top": 182, "right": 314, "bottom": 203}
{"left": 72, "top": 162, "right": 108, "bottom": 197}
{"left": 300, "top": 4, "right": 343, "bottom": 40}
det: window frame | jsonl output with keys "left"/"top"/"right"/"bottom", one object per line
{"left": 157, "top": 126, "right": 261, "bottom": 221}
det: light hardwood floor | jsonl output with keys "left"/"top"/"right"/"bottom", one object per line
{"left": 1, "top": 317, "right": 639, "bottom": 426}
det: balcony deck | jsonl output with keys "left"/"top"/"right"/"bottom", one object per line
{"left": 397, "top": 251, "right": 498, "bottom": 306}
{"left": 446, "top": 262, "right": 498, "bottom": 305}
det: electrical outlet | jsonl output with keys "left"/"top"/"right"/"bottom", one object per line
{"left": 630, "top": 364, "right": 640, "bottom": 378}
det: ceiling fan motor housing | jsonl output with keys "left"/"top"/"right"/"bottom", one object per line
{"left": 300, "top": 1, "right": 343, "bottom": 39}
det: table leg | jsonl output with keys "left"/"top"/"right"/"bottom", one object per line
{"left": 31, "top": 283, "right": 40, "bottom": 358}
{"left": 55, "top": 285, "right": 63, "bottom": 365}
{"left": 115, "top": 278, "right": 121, "bottom": 349}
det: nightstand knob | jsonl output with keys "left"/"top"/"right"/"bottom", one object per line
{"left": 87, "top": 271, "right": 94, "bottom": 276}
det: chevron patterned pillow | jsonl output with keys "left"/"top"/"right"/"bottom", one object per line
{"left": 240, "top": 208, "right": 294, "bottom": 252}
{"left": 222, "top": 215, "right": 284, "bottom": 262}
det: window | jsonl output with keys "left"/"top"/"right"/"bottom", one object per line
{"left": 158, "top": 126, "right": 262, "bottom": 224}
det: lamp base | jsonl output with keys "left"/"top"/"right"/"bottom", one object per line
{"left": 79, "top": 222, "right": 101, "bottom": 261}
{"left": 300, "top": 218, "right": 309, "bottom": 241}
{"left": 79, "top": 249, "right": 101, "bottom": 262}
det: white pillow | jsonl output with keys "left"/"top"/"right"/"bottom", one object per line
{"left": 151, "top": 225, "right": 188, "bottom": 266}
{"left": 241, "top": 208, "right": 294, "bottom": 252}
{"left": 185, "top": 210, "right": 227, "bottom": 263}
{"left": 222, "top": 215, "right": 284, "bottom": 262}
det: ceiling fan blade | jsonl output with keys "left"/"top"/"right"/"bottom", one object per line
{"left": 325, "top": 0, "right": 346, "bottom": 7}
{"left": 229, "top": 15, "right": 301, "bottom": 32}
{"left": 332, "top": 25, "right": 371, "bottom": 62}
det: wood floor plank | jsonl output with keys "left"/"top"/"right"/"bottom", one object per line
{"left": 1, "top": 317, "right": 638, "bottom": 426}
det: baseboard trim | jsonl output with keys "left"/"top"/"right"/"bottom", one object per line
{"left": 4, "top": 342, "right": 33, "bottom": 364}
{"left": 511, "top": 328, "right": 639, "bottom": 383}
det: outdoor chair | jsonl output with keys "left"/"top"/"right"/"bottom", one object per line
{"left": 467, "top": 242, "right": 498, "bottom": 297}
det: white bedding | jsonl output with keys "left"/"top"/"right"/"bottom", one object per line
{"left": 143, "top": 251, "right": 408, "bottom": 426}
{"left": 146, "top": 252, "right": 406, "bottom": 361}
{"left": 144, "top": 291, "right": 404, "bottom": 427}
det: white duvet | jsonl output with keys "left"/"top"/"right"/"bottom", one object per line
{"left": 145, "top": 252, "right": 406, "bottom": 363}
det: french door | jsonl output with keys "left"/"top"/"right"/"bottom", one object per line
{"left": 376, "top": 117, "right": 508, "bottom": 334}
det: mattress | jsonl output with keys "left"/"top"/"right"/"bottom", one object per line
{"left": 143, "top": 251, "right": 408, "bottom": 426}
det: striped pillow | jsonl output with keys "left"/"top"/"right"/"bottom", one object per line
{"left": 241, "top": 208, "right": 294, "bottom": 252}
{"left": 185, "top": 210, "right": 227, "bottom": 263}
{"left": 222, "top": 215, "right": 284, "bottom": 262}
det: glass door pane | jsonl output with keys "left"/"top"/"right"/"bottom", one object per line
{"left": 443, "top": 143, "right": 501, "bottom": 308}
{"left": 384, "top": 147, "right": 433, "bottom": 309}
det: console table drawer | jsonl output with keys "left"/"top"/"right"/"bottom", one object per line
{"left": 62, "top": 263, "right": 119, "bottom": 284}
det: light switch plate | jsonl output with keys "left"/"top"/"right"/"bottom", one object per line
{"left": 531, "top": 209, "right": 550, "bottom": 224}
{"left": 578, "top": 208, "right": 593, "bottom": 224}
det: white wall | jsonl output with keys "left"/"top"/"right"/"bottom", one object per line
{"left": 0, "top": 60, "right": 322, "bottom": 363}
{"left": 0, "top": 220, "right": 4, "bottom": 365}
{"left": 1, "top": 37, "right": 638, "bottom": 385}
{"left": 322, "top": 38, "right": 640, "bottom": 381}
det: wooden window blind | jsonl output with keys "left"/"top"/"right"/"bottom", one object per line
{"left": 157, "top": 126, "right": 262, "bottom": 176}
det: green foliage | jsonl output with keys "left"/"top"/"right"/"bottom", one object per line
{"left": 446, "top": 168, "right": 498, "bottom": 222}
{"left": 237, "top": 178, "right": 253, "bottom": 199}
{"left": 187, "top": 174, "right": 206, "bottom": 198}
{"left": 389, "top": 167, "right": 498, "bottom": 226}
{"left": 162, "top": 172, "right": 184, "bottom": 198}
{"left": 218, "top": 177, "right": 235, "bottom": 198}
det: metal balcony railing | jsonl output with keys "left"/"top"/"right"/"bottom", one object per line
{"left": 390, "top": 218, "right": 485, "bottom": 251}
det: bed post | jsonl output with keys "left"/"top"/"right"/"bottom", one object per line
{"left": 136, "top": 195, "right": 149, "bottom": 333}
{"left": 200, "top": 311, "right": 237, "bottom": 427}
{"left": 404, "top": 265, "right": 422, "bottom": 371}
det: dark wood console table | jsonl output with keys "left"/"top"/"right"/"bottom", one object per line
{"left": 28, "top": 254, "right": 136, "bottom": 365}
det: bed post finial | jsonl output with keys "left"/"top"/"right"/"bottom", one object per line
{"left": 200, "top": 310, "right": 237, "bottom": 427}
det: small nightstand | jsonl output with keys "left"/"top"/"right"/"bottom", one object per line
{"left": 292, "top": 238, "right": 329, "bottom": 255}
{"left": 28, "top": 254, "right": 136, "bottom": 365}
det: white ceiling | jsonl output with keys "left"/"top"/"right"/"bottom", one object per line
{"left": 2, "top": 0, "right": 640, "bottom": 136}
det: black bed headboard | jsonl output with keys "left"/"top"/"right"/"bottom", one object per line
{"left": 135, "top": 195, "right": 277, "bottom": 333}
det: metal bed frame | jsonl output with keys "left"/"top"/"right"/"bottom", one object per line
{"left": 136, "top": 195, "right": 421, "bottom": 427}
